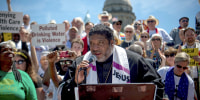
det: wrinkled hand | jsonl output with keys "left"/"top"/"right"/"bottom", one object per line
{"left": 20, "top": 29, "right": 29, "bottom": 42}
{"left": 193, "top": 56, "right": 200, "bottom": 62}
{"left": 74, "top": 60, "right": 91, "bottom": 84}
{"left": 67, "top": 50, "right": 77, "bottom": 60}
{"left": 47, "top": 51, "right": 59, "bottom": 63}
{"left": 158, "top": 49, "right": 166, "bottom": 61}
{"left": 103, "top": 22, "right": 110, "bottom": 27}
{"left": 151, "top": 42, "right": 156, "bottom": 52}
{"left": 177, "top": 45, "right": 182, "bottom": 53}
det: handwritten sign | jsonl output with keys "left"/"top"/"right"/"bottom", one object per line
{"left": 0, "top": 11, "right": 23, "bottom": 33}
{"left": 182, "top": 48, "right": 199, "bottom": 66}
{"left": 31, "top": 24, "right": 66, "bottom": 46}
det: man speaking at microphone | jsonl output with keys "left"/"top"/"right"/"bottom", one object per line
{"left": 61, "top": 24, "right": 164, "bottom": 100}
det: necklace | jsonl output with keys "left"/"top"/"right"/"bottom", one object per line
{"left": 97, "top": 63, "right": 113, "bottom": 83}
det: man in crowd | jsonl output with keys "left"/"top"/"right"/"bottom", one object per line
{"left": 66, "top": 27, "right": 78, "bottom": 49}
{"left": 23, "top": 14, "right": 31, "bottom": 31}
{"left": 61, "top": 24, "right": 164, "bottom": 100}
{"left": 170, "top": 17, "right": 189, "bottom": 45}
{"left": 98, "top": 11, "right": 112, "bottom": 29}
{"left": 82, "top": 22, "right": 94, "bottom": 55}
{"left": 180, "top": 27, "right": 200, "bottom": 98}
{"left": 145, "top": 15, "right": 172, "bottom": 43}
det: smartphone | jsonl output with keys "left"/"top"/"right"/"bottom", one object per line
{"left": 59, "top": 51, "right": 70, "bottom": 58}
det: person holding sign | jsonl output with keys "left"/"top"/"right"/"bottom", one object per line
{"left": 179, "top": 27, "right": 200, "bottom": 98}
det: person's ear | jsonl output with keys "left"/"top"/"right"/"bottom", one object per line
{"left": 110, "top": 40, "right": 114, "bottom": 46}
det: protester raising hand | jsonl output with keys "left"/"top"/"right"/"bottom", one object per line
{"left": 158, "top": 49, "right": 166, "bottom": 68}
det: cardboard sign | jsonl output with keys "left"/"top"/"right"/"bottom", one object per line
{"left": 0, "top": 11, "right": 23, "bottom": 33}
{"left": 31, "top": 24, "right": 66, "bottom": 46}
{"left": 182, "top": 48, "right": 199, "bottom": 66}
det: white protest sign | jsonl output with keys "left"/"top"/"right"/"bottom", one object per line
{"left": 31, "top": 24, "right": 66, "bottom": 46}
{"left": 0, "top": 11, "right": 23, "bottom": 33}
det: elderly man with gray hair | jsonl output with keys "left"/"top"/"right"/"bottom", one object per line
{"left": 157, "top": 52, "right": 195, "bottom": 100}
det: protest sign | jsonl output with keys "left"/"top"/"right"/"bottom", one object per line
{"left": 0, "top": 11, "right": 23, "bottom": 33}
{"left": 31, "top": 24, "right": 65, "bottom": 46}
{"left": 182, "top": 48, "right": 199, "bottom": 66}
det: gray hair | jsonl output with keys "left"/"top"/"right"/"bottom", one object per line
{"left": 124, "top": 25, "right": 135, "bottom": 33}
{"left": 174, "top": 52, "right": 190, "bottom": 63}
{"left": 127, "top": 44, "right": 143, "bottom": 55}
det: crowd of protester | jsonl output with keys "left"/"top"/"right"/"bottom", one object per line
{"left": 1, "top": 0, "right": 200, "bottom": 100}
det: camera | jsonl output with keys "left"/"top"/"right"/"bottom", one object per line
{"left": 59, "top": 51, "right": 70, "bottom": 58}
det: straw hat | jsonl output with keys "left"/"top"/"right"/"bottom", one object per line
{"left": 98, "top": 11, "right": 112, "bottom": 20}
{"left": 144, "top": 15, "right": 159, "bottom": 26}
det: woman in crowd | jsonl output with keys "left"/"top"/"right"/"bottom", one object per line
{"left": 146, "top": 34, "right": 163, "bottom": 69}
{"left": 140, "top": 31, "right": 150, "bottom": 50}
{"left": 133, "top": 20, "right": 144, "bottom": 40}
{"left": 15, "top": 29, "right": 45, "bottom": 100}
{"left": 158, "top": 47, "right": 177, "bottom": 69}
{"left": 14, "top": 50, "right": 45, "bottom": 100}
{"left": 157, "top": 52, "right": 195, "bottom": 100}
{"left": 0, "top": 41, "right": 37, "bottom": 100}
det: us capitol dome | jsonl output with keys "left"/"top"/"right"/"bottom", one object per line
{"left": 103, "top": 0, "right": 136, "bottom": 30}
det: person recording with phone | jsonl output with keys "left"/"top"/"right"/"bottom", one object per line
{"left": 60, "top": 24, "right": 164, "bottom": 100}
{"left": 42, "top": 50, "right": 76, "bottom": 100}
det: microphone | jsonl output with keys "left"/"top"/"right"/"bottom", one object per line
{"left": 79, "top": 55, "right": 96, "bottom": 71}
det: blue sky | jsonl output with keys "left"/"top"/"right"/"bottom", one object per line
{"left": 0, "top": 0, "right": 200, "bottom": 33}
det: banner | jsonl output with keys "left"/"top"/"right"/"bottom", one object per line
{"left": 31, "top": 24, "right": 66, "bottom": 46}
{"left": 0, "top": 11, "right": 23, "bottom": 33}
{"left": 182, "top": 48, "right": 199, "bottom": 66}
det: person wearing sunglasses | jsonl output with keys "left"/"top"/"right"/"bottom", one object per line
{"left": 120, "top": 25, "right": 136, "bottom": 49}
{"left": 158, "top": 47, "right": 177, "bottom": 69}
{"left": 0, "top": 41, "right": 37, "bottom": 100}
{"left": 146, "top": 34, "right": 163, "bottom": 70}
{"left": 144, "top": 15, "right": 173, "bottom": 43}
{"left": 42, "top": 50, "right": 76, "bottom": 100}
{"left": 170, "top": 17, "right": 189, "bottom": 46}
{"left": 140, "top": 32, "right": 150, "bottom": 51}
{"left": 157, "top": 52, "right": 195, "bottom": 100}
{"left": 133, "top": 20, "right": 144, "bottom": 41}
{"left": 112, "top": 18, "right": 125, "bottom": 41}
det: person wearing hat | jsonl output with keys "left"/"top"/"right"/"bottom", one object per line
{"left": 157, "top": 52, "right": 195, "bottom": 100}
{"left": 66, "top": 27, "right": 78, "bottom": 49}
{"left": 98, "top": 11, "right": 112, "bottom": 23}
{"left": 145, "top": 15, "right": 172, "bottom": 43}
{"left": 170, "top": 17, "right": 189, "bottom": 46}
{"left": 98, "top": 11, "right": 113, "bottom": 29}
{"left": 112, "top": 17, "right": 125, "bottom": 41}
{"left": 43, "top": 50, "right": 76, "bottom": 100}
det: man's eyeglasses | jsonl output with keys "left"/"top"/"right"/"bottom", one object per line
{"left": 176, "top": 65, "right": 188, "bottom": 70}
{"left": 141, "top": 36, "right": 148, "bottom": 38}
{"left": 165, "top": 53, "right": 175, "bottom": 58}
{"left": 152, "top": 38, "right": 160, "bottom": 41}
{"left": 60, "top": 60, "right": 73, "bottom": 65}
{"left": 147, "top": 20, "right": 155, "bottom": 23}
{"left": 125, "top": 31, "right": 133, "bottom": 33}
{"left": 14, "top": 60, "right": 25, "bottom": 65}
{"left": 181, "top": 20, "right": 188, "bottom": 23}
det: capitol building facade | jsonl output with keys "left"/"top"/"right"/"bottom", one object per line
{"left": 103, "top": 0, "right": 136, "bottom": 30}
